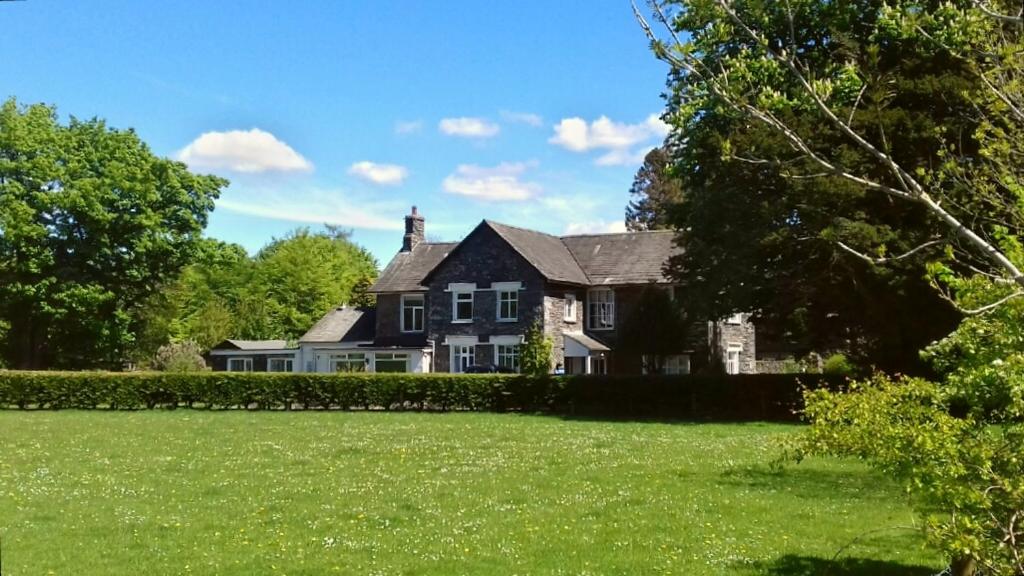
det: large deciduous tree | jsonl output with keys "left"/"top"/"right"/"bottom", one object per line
{"left": 0, "top": 99, "right": 225, "bottom": 369}
{"left": 635, "top": 1, "right": 1023, "bottom": 572}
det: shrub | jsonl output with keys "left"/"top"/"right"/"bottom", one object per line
{"left": 152, "top": 341, "right": 208, "bottom": 372}
{"left": 821, "top": 353, "right": 854, "bottom": 377}
{"left": 0, "top": 370, "right": 846, "bottom": 419}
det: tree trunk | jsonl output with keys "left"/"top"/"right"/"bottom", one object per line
{"left": 950, "top": 556, "right": 976, "bottom": 576}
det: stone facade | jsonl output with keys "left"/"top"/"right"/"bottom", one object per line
{"left": 709, "top": 314, "right": 757, "bottom": 374}
{"left": 424, "top": 225, "right": 548, "bottom": 372}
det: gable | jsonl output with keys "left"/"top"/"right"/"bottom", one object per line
{"left": 369, "top": 242, "right": 458, "bottom": 293}
{"left": 422, "top": 221, "right": 560, "bottom": 286}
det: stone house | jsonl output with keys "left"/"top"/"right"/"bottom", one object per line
{"left": 207, "top": 207, "right": 757, "bottom": 374}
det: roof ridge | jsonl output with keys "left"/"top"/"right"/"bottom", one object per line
{"left": 484, "top": 219, "right": 563, "bottom": 240}
{"left": 560, "top": 229, "right": 676, "bottom": 239}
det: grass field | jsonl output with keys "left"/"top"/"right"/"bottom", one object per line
{"left": 0, "top": 412, "right": 941, "bottom": 575}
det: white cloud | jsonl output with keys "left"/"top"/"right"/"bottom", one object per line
{"left": 347, "top": 161, "right": 409, "bottom": 186}
{"left": 394, "top": 120, "right": 423, "bottom": 135}
{"left": 564, "top": 220, "right": 628, "bottom": 235}
{"left": 439, "top": 117, "right": 500, "bottom": 138}
{"left": 216, "top": 186, "right": 403, "bottom": 230}
{"left": 442, "top": 161, "right": 540, "bottom": 201}
{"left": 500, "top": 110, "right": 544, "bottom": 127}
{"left": 549, "top": 114, "right": 669, "bottom": 166}
{"left": 177, "top": 128, "right": 313, "bottom": 173}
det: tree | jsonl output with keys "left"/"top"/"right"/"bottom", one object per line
{"left": 624, "top": 146, "right": 684, "bottom": 231}
{"left": 619, "top": 285, "right": 688, "bottom": 373}
{"left": 0, "top": 99, "right": 226, "bottom": 369}
{"left": 520, "top": 320, "right": 553, "bottom": 376}
{"left": 251, "top": 228, "right": 377, "bottom": 338}
{"left": 636, "top": 1, "right": 1023, "bottom": 572}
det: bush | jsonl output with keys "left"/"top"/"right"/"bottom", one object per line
{"left": 152, "top": 341, "right": 208, "bottom": 372}
{"left": 0, "top": 371, "right": 847, "bottom": 419}
{"left": 821, "top": 353, "right": 854, "bottom": 377}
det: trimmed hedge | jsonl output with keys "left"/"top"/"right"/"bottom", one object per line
{"left": 0, "top": 371, "right": 849, "bottom": 420}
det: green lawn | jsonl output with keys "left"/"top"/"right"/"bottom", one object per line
{"left": 0, "top": 412, "right": 941, "bottom": 575}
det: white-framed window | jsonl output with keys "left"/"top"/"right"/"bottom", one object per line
{"left": 642, "top": 354, "right": 689, "bottom": 375}
{"left": 268, "top": 358, "right": 294, "bottom": 373}
{"left": 726, "top": 344, "right": 742, "bottom": 375}
{"left": 587, "top": 288, "right": 615, "bottom": 330}
{"left": 726, "top": 313, "right": 744, "bottom": 325}
{"left": 401, "top": 293, "right": 425, "bottom": 332}
{"left": 448, "top": 283, "right": 475, "bottom": 323}
{"left": 452, "top": 344, "right": 475, "bottom": 373}
{"left": 564, "top": 293, "right": 577, "bottom": 322}
{"left": 495, "top": 344, "right": 520, "bottom": 372}
{"left": 227, "top": 357, "right": 252, "bottom": 372}
{"left": 332, "top": 352, "right": 367, "bottom": 373}
{"left": 374, "top": 352, "right": 408, "bottom": 373}
{"left": 665, "top": 354, "right": 690, "bottom": 375}
{"left": 497, "top": 289, "right": 518, "bottom": 321}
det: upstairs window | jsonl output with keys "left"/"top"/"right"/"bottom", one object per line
{"left": 497, "top": 289, "right": 518, "bottom": 321}
{"left": 401, "top": 294, "right": 424, "bottom": 332}
{"left": 587, "top": 289, "right": 615, "bottom": 330}
{"left": 564, "top": 293, "right": 577, "bottom": 322}
{"left": 449, "top": 283, "right": 475, "bottom": 323}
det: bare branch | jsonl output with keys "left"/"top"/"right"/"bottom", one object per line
{"left": 835, "top": 239, "right": 946, "bottom": 265}
{"left": 938, "top": 288, "right": 1024, "bottom": 315}
{"left": 974, "top": 0, "right": 1024, "bottom": 24}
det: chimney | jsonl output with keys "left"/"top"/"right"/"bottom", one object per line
{"left": 402, "top": 205, "right": 425, "bottom": 252}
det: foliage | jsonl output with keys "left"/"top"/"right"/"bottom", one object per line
{"left": 821, "top": 353, "right": 855, "bottom": 377}
{"left": 130, "top": 228, "right": 377, "bottom": 360}
{"left": 0, "top": 412, "right": 940, "bottom": 575}
{"left": 619, "top": 285, "right": 689, "bottom": 373}
{"left": 0, "top": 369, "right": 846, "bottom": 419}
{"left": 624, "top": 146, "right": 684, "bottom": 231}
{"left": 798, "top": 375, "right": 1024, "bottom": 576}
{"left": 0, "top": 98, "right": 226, "bottom": 369}
{"left": 151, "top": 340, "right": 208, "bottom": 372}
{"left": 520, "top": 319, "right": 554, "bottom": 376}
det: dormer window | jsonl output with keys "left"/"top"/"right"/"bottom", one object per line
{"left": 587, "top": 288, "right": 615, "bottom": 330}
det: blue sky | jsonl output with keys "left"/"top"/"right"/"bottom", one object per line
{"left": 1, "top": 1, "right": 671, "bottom": 265}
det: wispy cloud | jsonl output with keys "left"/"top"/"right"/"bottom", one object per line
{"left": 439, "top": 117, "right": 500, "bottom": 138}
{"left": 347, "top": 161, "right": 409, "bottom": 186}
{"left": 216, "top": 185, "right": 403, "bottom": 230}
{"left": 549, "top": 114, "right": 669, "bottom": 166}
{"left": 394, "top": 120, "right": 423, "bottom": 135}
{"left": 178, "top": 128, "right": 313, "bottom": 173}
{"left": 500, "top": 110, "right": 544, "bottom": 127}
{"left": 442, "top": 161, "right": 540, "bottom": 201}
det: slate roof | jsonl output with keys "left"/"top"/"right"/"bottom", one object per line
{"left": 484, "top": 221, "right": 591, "bottom": 285}
{"left": 369, "top": 242, "right": 457, "bottom": 293}
{"left": 562, "top": 230, "right": 678, "bottom": 285}
{"left": 299, "top": 306, "right": 376, "bottom": 343}
{"left": 370, "top": 221, "right": 678, "bottom": 292}
{"left": 215, "top": 339, "right": 292, "bottom": 351}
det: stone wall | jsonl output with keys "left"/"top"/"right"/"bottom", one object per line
{"left": 712, "top": 314, "right": 758, "bottom": 374}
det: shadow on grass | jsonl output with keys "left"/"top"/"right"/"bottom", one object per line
{"left": 748, "top": 554, "right": 939, "bottom": 575}
{"left": 718, "top": 464, "right": 900, "bottom": 503}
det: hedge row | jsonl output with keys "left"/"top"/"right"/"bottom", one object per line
{"left": 0, "top": 371, "right": 849, "bottom": 420}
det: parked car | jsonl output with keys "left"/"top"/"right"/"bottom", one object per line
{"left": 463, "top": 364, "right": 516, "bottom": 374}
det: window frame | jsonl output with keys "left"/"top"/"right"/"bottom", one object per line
{"left": 452, "top": 344, "right": 475, "bottom": 373}
{"left": 332, "top": 352, "right": 367, "bottom": 373}
{"left": 448, "top": 283, "right": 476, "bottom": 324}
{"left": 496, "top": 289, "right": 519, "bottom": 322}
{"left": 227, "top": 357, "right": 253, "bottom": 372}
{"left": 400, "top": 293, "right": 425, "bottom": 333}
{"left": 495, "top": 343, "right": 520, "bottom": 372}
{"left": 267, "top": 357, "right": 294, "bottom": 373}
{"left": 587, "top": 288, "right": 615, "bottom": 331}
{"left": 564, "top": 293, "right": 577, "bottom": 323}
{"left": 725, "top": 344, "right": 742, "bottom": 375}
{"left": 374, "top": 352, "right": 409, "bottom": 373}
